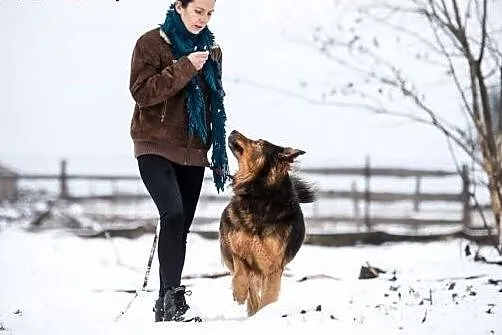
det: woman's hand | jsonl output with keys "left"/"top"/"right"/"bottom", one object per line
{"left": 187, "top": 51, "right": 209, "bottom": 71}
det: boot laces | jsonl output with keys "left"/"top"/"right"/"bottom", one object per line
{"left": 173, "top": 287, "right": 201, "bottom": 322}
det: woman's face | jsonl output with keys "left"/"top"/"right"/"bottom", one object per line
{"left": 175, "top": 0, "right": 215, "bottom": 34}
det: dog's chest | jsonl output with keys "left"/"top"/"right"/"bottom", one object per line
{"left": 228, "top": 229, "right": 287, "bottom": 273}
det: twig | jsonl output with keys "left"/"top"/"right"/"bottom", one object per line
{"left": 436, "top": 274, "right": 487, "bottom": 281}
{"left": 0, "top": 322, "right": 8, "bottom": 331}
{"left": 421, "top": 309, "right": 428, "bottom": 323}
{"left": 93, "top": 288, "right": 156, "bottom": 294}
{"left": 114, "top": 223, "right": 159, "bottom": 322}
{"left": 181, "top": 272, "right": 230, "bottom": 280}
{"left": 297, "top": 274, "right": 341, "bottom": 282}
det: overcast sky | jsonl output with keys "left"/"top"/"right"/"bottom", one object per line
{"left": 0, "top": 0, "right": 484, "bottom": 174}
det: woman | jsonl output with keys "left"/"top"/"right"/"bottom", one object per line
{"left": 129, "top": 0, "right": 228, "bottom": 322}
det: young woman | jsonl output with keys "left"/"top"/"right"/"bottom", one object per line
{"left": 129, "top": 0, "right": 228, "bottom": 322}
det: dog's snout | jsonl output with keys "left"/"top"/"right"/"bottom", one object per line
{"left": 228, "top": 130, "right": 242, "bottom": 144}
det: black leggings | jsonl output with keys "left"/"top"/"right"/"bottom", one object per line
{"left": 138, "top": 155, "right": 205, "bottom": 297}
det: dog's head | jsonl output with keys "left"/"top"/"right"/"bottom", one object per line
{"left": 228, "top": 130, "right": 305, "bottom": 189}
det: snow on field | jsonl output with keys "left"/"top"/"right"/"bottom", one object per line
{"left": 0, "top": 222, "right": 501, "bottom": 335}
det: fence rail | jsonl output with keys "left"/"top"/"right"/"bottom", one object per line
{"left": 1, "top": 159, "right": 489, "bottom": 235}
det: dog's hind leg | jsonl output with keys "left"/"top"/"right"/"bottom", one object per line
{"left": 246, "top": 272, "right": 262, "bottom": 316}
{"left": 232, "top": 257, "right": 249, "bottom": 305}
{"left": 261, "top": 269, "right": 283, "bottom": 309}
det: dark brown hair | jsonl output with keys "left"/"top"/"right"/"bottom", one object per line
{"left": 177, "top": 0, "right": 215, "bottom": 8}
{"left": 177, "top": 0, "right": 194, "bottom": 8}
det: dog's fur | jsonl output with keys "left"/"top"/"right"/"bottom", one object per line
{"left": 219, "top": 130, "right": 315, "bottom": 316}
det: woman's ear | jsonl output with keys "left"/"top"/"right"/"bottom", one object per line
{"left": 174, "top": 1, "right": 183, "bottom": 14}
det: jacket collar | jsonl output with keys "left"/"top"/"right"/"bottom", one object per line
{"left": 159, "top": 28, "right": 172, "bottom": 45}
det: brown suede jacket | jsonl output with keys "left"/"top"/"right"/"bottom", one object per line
{"left": 129, "top": 28, "right": 222, "bottom": 166}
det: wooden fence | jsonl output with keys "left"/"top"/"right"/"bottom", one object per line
{"left": 1, "top": 159, "right": 482, "bottom": 236}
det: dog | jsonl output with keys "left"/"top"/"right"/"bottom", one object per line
{"left": 219, "top": 130, "right": 315, "bottom": 316}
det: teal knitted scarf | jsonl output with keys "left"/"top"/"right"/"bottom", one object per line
{"left": 160, "top": 4, "right": 229, "bottom": 192}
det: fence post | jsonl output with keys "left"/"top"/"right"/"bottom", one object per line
{"left": 59, "top": 159, "right": 69, "bottom": 199}
{"left": 13, "top": 175, "right": 19, "bottom": 201}
{"left": 364, "top": 156, "right": 371, "bottom": 232}
{"left": 313, "top": 200, "right": 319, "bottom": 220}
{"left": 351, "top": 181, "right": 360, "bottom": 218}
{"left": 413, "top": 176, "right": 422, "bottom": 212}
{"left": 461, "top": 164, "right": 471, "bottom": 230}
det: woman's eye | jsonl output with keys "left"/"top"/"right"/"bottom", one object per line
{"left": 195, "top": 10, "right": 202, "bottom": 14}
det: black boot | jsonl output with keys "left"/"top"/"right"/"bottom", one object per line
{"left": 162, "top": 286, "right": 202, "bottom": 322}
{"left": 174, "top": 286, "right": 189, "bottom": 316}
{"left": 153, "top": 296, "right": 164, "bottom": 322}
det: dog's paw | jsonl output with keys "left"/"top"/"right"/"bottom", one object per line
{"left": 233, "top": 290, "right": 247, "bottom": 305}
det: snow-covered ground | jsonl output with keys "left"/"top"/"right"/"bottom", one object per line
{"left": 1, "top": 222, "right": 501, "bottom": 335}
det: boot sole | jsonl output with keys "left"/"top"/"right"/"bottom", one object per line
{"left": 174, "top": 315, "right": 202, "bottom": 322}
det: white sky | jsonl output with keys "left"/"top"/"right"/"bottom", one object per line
{"left": 0, "top": 0, "right": 496, "bottom": 175}
{"left": 2, "top": 0, "right": 499, "bottom": 214}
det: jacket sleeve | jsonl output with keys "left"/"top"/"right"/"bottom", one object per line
{"left": 129, "top": 39, "right": 198, "bottom": 108}
{"left": 210, "top": 45, "right": 223, "bottom": 77}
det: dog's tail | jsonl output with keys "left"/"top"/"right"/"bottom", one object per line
{"left": 292, "top": 175, "right": 316, "bottom": 203}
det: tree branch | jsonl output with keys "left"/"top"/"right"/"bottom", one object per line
{"left": 476, "top": 0, "right": 488, "bottom": 63}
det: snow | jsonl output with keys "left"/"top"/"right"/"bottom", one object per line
{"left": 0, "top": 223, "right": 501, "bottom": 334}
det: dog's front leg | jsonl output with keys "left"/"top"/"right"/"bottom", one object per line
{"left": 260, "top": 269, "right": 283, "bottom": 309}
{"left": 232, "top": 257, "right": 249, "bottom": 305}
{"left": 246, "top": 273, "right": 262, "bottom": 316}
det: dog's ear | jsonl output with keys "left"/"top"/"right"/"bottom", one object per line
{"left": 279, "top": 147, "right": 306, "bottom": 162}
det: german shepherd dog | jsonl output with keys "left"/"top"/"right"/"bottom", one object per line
{"left": 219, "top": 130, "right": 315, "bottom": 316}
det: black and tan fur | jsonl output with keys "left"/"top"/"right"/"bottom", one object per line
{"left": 219, "top": 130, "right": 315, "bottom": 316}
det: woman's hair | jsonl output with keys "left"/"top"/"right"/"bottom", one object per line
{"left": 177, "top": 0, "right": 193, "bottom": 8}
{"left": 177, "top": 0, "right": 215, "bottom": 8}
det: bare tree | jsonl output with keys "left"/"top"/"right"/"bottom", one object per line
{"left": 311, "top": 0, "right": 502, "bottom": 252}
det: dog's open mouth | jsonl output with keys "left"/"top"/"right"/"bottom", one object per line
{"left": 228, "top": 130, "right": 246, "bottom": 158}
{"left": 229, "top": 139, "right": 244, "bottom": 158}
